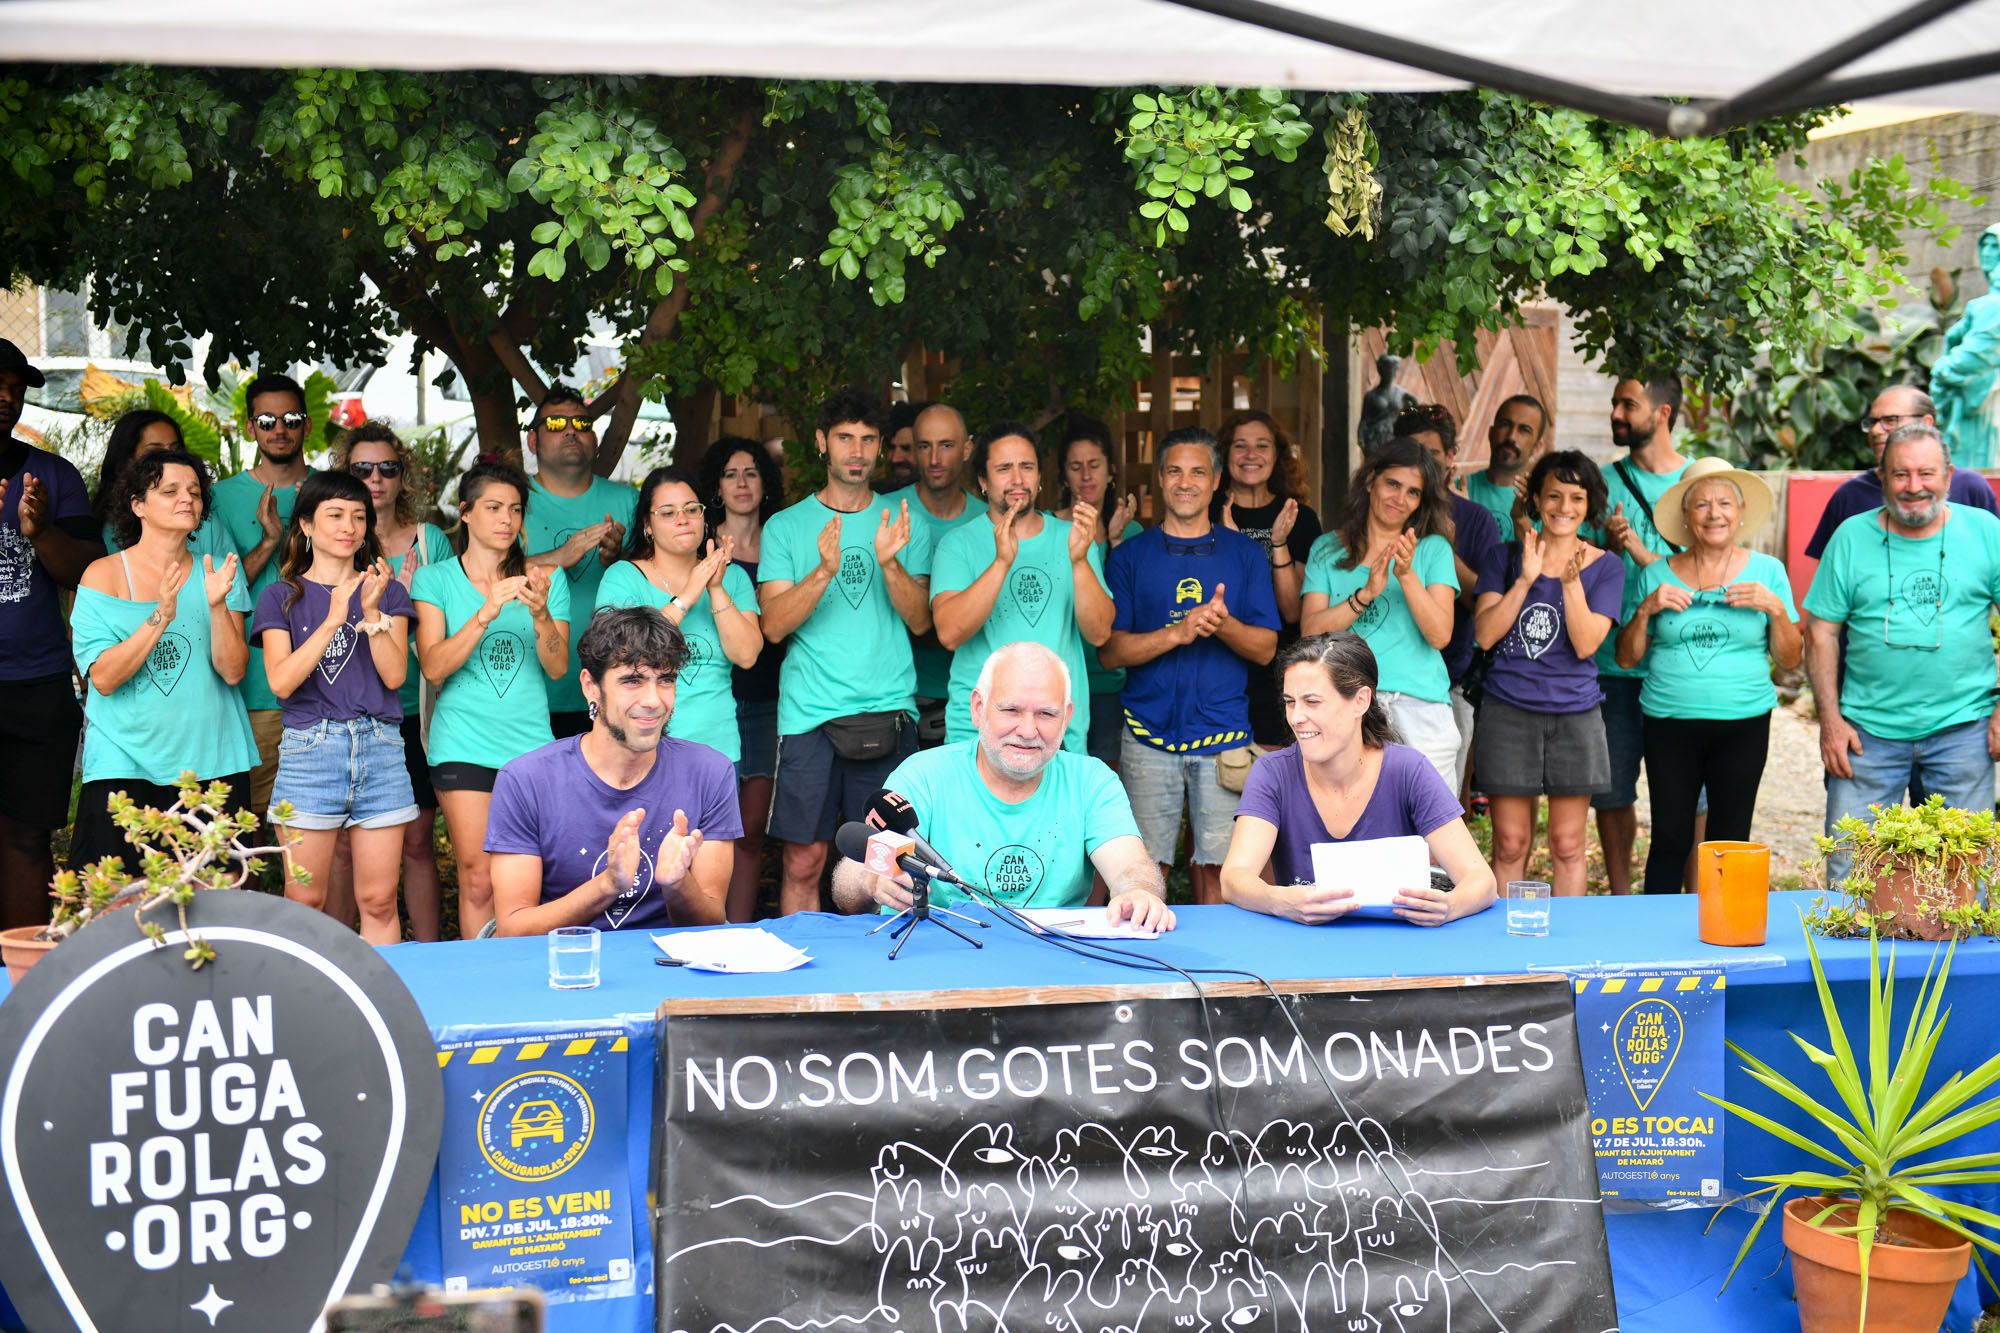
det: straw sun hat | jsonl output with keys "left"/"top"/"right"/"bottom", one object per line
{"left": 1652, "top": 456, "right": 1773, "bottom": 548}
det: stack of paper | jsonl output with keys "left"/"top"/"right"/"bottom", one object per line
{"left": 652, "top": 927, "right": 812, "bottom": 973}
{"left": 1012, "top": 907, "right": 1163, "bottom": 940}
{"left": 1308, "top": 835, "right": 1431, "bottom": 919}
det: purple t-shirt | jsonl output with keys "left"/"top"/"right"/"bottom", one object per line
{"left": 1476, "top": 548, "right": 1625, "bottom": 714}
{"left": 485, "top": 735, "right": 744, "bottom": 932}
{"left": 1804, "top": 468, "right": 1998, "bottom": 560}
{"left": 251, "top": 578, "right": 416, "bottom": 729}
{"left": 1237, "top": 742, "right": 1464, "bottom": 888}
{"left": 1444, "top": 493, "right": 1506, "bottom": 681}
{"left": 1, "top": 439, "right": 95, "bottom": 681}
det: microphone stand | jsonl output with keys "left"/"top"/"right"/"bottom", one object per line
{"left": 865, "top": 863, "right": 987, "bottom": 960}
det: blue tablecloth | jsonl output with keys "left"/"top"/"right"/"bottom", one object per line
{"left": 5, "top": 891, "right": 1996, "bottom": 1331}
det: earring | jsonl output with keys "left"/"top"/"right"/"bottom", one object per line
{"left": 587, "top": 700, "right": 599, "bottom": 721}
{"left": 304, "top": 533, "right": 313, "bottom": 554}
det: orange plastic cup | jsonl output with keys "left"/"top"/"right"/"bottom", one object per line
{"left": 1697, "top": 840, "right": 1770, "bottom": 946}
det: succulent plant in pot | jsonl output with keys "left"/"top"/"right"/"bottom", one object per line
{"left": 1812, "top": 796, "right": 2000, "bottom": 941}
{"left": 1, "top": 774, "right": 295, "bottom": 982}
{"left": 1704, "top": 929, "right": 2000, "bottom": 1332}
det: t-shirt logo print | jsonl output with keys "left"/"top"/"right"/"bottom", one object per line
{"left": 144, "top": 632, "right": 191, "bottom": 695}
{"left": 317, "top": 623, "right": 357, "bottom": 686}
{"left": 1679, "top": 618, "right": 1727, "bottom": 671}
{"left": 679, "top": 631, "right": 709, "bottom": 685}
{"left": 982, "top": 844, "right": 1046, "bottom": 903}
{"left": 1009, "top": 567, "right": 1051, "bottom": 627}
{"left": 552, "top": 530, "right": 592, "bottom": 584}
{"left": 590, "top": 844, "right": 656, "bottom": 929}
{"left": 835, "top": 547, "right": 871, "bottom": 609}
{"left": 0, "top": 527, "right": 31, "bottom": 604}
{"left": 480, "top": 632, "right": 526, "bottom": 698}
{"left": 1515, "top": 602, "right": 1560, "bottom": 660}
{"left": 1900, "top": 569, "right": 1947, "bottom": 626}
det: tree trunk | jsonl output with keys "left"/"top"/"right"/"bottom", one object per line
{"left": 671, "top": 381, "right": 720, "bottom": 475}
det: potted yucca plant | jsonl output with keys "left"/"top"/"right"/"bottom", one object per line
{"left": 1703, "top": 929, "right": 2000, "bottom": 1331}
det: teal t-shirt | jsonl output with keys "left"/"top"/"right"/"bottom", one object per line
{"left": 1302, "top": 532, "right": 1458, "bottom": 703}
{"left": 882, "top": 741, "right": 1140, "bottom": 911}
{"left": 71, "top": 560, "right": 259, "bottom": 784}
{"left": 1082, "top": 519, "right": 1145, "bottom": 697}
{"left": 387, "top": 523, "right": 455, "bottom": 717}
{"left": 759, "top": 494, "right": 934, "bottom": 737}
{"left": 524, "top": 474, "right": 638, "bottom": 715}
{"left": 594, "top": 559, "right": 760, "bottom": 762}
{"left": 884, "top": 485, "right": 984, "bottom": 701}
{"left": 1586, "top": 456, "right": 1689, "bottom": 680}
{"left": 932, "top": 512, "right": 1106, "bottom": 754}
{"left": 1463, "top": 470, "right": 1520, "bottom": 537}
{"left": 102, "top": 516, "right": 233, "bottom": 565}
{"left": 1635, "top": 551, "right": 1797, "bottom": 721}
{"left": 1802, "top": 507, "right": 2000, "bottom": 741}
{"left": 410, "top": 558, "right": 572, "bottom": 769}
{"left": 210, "top": 470, "right": 304, "bottom": 712}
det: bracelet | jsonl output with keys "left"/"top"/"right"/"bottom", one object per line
{"left": 356, "top": 616, "right": 392, "bottom": 637}
{"left": 1271, "top": 556, "right": 1294, "bottom": 569}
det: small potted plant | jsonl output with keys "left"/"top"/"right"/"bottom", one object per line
{"left": 1, "top": 775, "right": 295, "bottom": 982}
{"left": 1812, "top": 795, "right": 2000, "bottom": 940}
{"left": 1704, "top": 929, "right": 2000, "bottom": 1331}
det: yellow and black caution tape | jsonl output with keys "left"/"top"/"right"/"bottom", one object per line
{"left": 436, "top": 1034, "right": 630, "bottom": 1068}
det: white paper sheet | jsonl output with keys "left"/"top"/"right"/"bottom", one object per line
{"left": 652, "top": 927, "right": 812, "bottom": 973}
{"left": 1012, "top": 907, "right": 1162, "bottom": 940}
{"left": 1309, "top": 835, "right": 1432, "bottom": 920}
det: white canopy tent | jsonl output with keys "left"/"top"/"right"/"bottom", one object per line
{"left": 3, "top": 0, "right": 2000, "bottom": 131}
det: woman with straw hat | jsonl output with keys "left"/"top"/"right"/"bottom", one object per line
{"left": 1614, "top": 457, "right": 1800, "bottom": 894}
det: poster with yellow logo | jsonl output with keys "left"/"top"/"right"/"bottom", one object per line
{"left": 1574, "top": 970, "right": 1725, "bottom": 1202}
{"left": 436, "top": 1027, "right": 635, "bottom": 1304}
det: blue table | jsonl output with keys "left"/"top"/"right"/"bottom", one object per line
{"left": 6, "top": 892, "right": 1996, "bottom": 1331}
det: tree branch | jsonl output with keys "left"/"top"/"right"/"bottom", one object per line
{"left": 488, "top": 286, "right": 554, "bottom": 404}
{"left": 595, "top": 102, "right": 759, "bottom": 474}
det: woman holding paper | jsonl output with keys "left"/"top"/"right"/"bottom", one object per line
{"left": 1221, "top": 633, "right": 1494, "bottom": 926}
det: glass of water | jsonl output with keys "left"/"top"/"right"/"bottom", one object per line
{"left": 548, "top": 926, "right": 601, "bottom": 989}
{"left": 1505, "top": 881, "right": 1551, "bottom": 937}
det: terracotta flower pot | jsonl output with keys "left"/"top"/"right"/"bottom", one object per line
{"left": 1868, "top": 855, "right": 1981, "bottom": 941}
{"left": 0, "top": 925, "right": 58, "bottom": 984}
{"left": 1784, "top": 1195, "right": 1970, "bottom": 1332}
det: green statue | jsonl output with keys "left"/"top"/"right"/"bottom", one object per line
{"left": 1932, "top": 224, "right": 2000, "bottom": 469}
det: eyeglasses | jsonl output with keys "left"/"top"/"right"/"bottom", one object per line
{"left": 1882, "top": 532, "right": 1947, "bottom": 651}
{"left": 252, "top": 411, "right": 308, "bottom": 432}
{"left": 650, "top": 503, "right": 707, "bottom": 521}
{"left": 535, "top": 416, "right": 594, "bottom": 433}
{"left": 1863, "top": 412, "right": 1922, "bottom": 434}
{"left": 348, "top": 461, "right": 403, "bottom": 479}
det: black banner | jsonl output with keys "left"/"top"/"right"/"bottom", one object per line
{"left": 0, "top": 890, "right": 443, "bottom": 1333}
{"left": 658, "top": 978, "right": 1615, "bottom": 1332}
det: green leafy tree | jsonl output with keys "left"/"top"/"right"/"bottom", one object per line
{"left": 0, "top": 69, "right": 1968, "bottom": 479}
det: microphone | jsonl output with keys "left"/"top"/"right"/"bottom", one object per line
{"left": 836, "top": 818, "right": 972, "bottom": 890}
{"left": 866, "top": 789, "right": 969, "bottom": 887}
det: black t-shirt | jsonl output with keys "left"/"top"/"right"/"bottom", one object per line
{"left": 1213, "top": 495, "right": 1322, "bottom": 745}
{"left": 728, "top": 557, "right": 786, "bottom": 703}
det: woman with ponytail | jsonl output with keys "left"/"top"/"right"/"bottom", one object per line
{"left": 1220, "top": 633, "right": 1494, "bottom": 926}
{"left": 252, "top": 470, "right": 417, "bottom": 945}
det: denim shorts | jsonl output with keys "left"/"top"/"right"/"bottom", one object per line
{"left": 1086, "top": 691, "right": 1124, "bottom": 766}
{"left": 1119, "top": 729, "right": 1240, "bottom": 866}
{"left": 1592, "top": 676, "right": 1645, "bottom": 810}
{"left": 768, "top": 718, "right": 918, "bottom": 844}
{"left": 272, "top": 716, "right": 420, "bottom": 831}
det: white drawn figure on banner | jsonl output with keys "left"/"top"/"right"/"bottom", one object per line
{"left": 664, "top": 1114, "right": 1472, "bottom": 1333}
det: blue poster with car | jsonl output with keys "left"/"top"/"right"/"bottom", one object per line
{"left": 1574, "top": 970, "right": 1725, "bottom": 1202}
{"left": 437, "top": 1026, "right": 635, "bottom": 1302}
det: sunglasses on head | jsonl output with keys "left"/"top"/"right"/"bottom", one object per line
{"left": 536, "top": 415, "right": 593, "bottom": 433}
{"left": 252, "top": 410, "right": 308, "bottom": 432}
{"left": 348, "top": 461, "right": 403, "bottom": 479}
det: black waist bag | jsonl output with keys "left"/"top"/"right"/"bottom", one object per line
{"left": 822, "top": 710, "right": 903, "bottom": 762}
